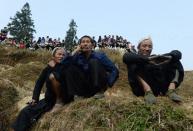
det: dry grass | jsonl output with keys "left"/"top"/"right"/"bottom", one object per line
{"left": 0, "top": 45, "right": 52, "bottom": 65}
{"left": 0, "top": 79, "right": 18, "bottom": 130}
{"left": 0, "top": 46, "right": 51, "bottom": 130}
{"left": 0, "top": 46, "right": 193, "bottom": 130}
{"left": 0, "top": 79, "right": 18, "bottom": 111}
{"left": 33, "top": 97, "right": 193, "bottom": 131}
{"left": 0, "top": 62, "right": 45, "bottom": 90}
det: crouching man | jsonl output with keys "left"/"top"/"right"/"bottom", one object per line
{"left": 65, "top": 35, "right": 119, "bottom": 99}
{"left": 123, "top": 37, "right": 184, "bottom": 105}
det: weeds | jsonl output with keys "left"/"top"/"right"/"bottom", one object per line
{"left": 0, "top": 46, "right": 193, "bottom": 130}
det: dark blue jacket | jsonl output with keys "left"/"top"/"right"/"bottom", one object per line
{"left": 73, "top": 51, "right": 119, "bottom": 87}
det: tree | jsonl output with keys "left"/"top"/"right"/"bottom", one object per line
{"left": 64, "top": 19, "right": 78, "bottom": 51}
{"left": 7, "top": 2, "right": 35, "bottom": 43}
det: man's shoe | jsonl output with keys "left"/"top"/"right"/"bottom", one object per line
{"left": 74, "top": 95, "right": 84, "bottom": 100}
{"left": 166, "top": 89, "right": 182, "bottom": 102}
{"left": 144, "top": 91, "right": 156, "bottom": 105}
{"left": 93, "top": 92, "right": 105, "bottom": 99}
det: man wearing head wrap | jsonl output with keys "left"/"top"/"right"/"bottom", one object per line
{"left": 12, "top": 47, "right": 73, "bottom": 131}
{"left": 123, "top": 37, "right": 184, "bottom": 105}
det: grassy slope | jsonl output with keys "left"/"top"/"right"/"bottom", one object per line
{"left": 0, "top": 46, "right": 193, "bottom": 130}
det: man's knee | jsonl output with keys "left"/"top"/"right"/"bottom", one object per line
{"left": 49, "top": 72, "right": 61, "bottom": 82}
{"left": 49, "top": 73, "right": 55, "bottom": 81}
{"left": 127, "top": 64, "right": 139, "bottom": 81}
{"left": 89, "top": 59, "right": 100, "bottom": 65}
{"left": 127, "top": 64, "right": 138, "bottom": 72}
{"left": 89, "top": 59, "right": 105, "bottom": 73}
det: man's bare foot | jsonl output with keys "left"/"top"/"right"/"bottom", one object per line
{"left": 50, "top": 103, "right": 63, "bottom": 113}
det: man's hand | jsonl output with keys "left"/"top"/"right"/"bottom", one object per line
{"left": 71, "top": 45, "right": 82, "bottom": 55}
{"left": 48, "top": 60, "right": 56, "bottom": 67}
{"left": 169, "top": 50, "right": 182, "bottom": 61}
{"left": 27, "top": 99, "right": 37, "bottom": 106}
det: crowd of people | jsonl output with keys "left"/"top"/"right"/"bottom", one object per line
{"left": 0, "top": 32, "right": 132, "bottom": 52}
{"left": 0, "top": 27, "right": 8, "bottom": 43}
{"left": 93, "top": 35, "right": 131, "bottom": 49}
{"left": 0, "top": 35, "right": 65, "bottom": 50}
{"left": 3, "top": 34, "right": 184, "bottom": 131}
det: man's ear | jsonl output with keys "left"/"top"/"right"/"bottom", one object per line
{"left": 91, "top": 45, "right": 94, "bottom": 49}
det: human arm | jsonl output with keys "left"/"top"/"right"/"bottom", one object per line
{"left": 97, "top": 53, "right": 119, "bottom": 87}
{"left": 163, "top": 50, "right": 182, "bottom": 62}
{"left": 71, "top": 45, "right": 82, "bottom": 56}
{"left": 27, "top": 99, "right": 37, "bottom": 106}
{"left": 31, "top": 65, "right": 52, "bottom": 102}
{"left": 147, "top": 55, "right": 172, "bottom": 65}
{"left": 123, "top": 52, "right": 148, "bottom": 65}
{"left": 147, "top": 50, "right": 181, "bottom": 66}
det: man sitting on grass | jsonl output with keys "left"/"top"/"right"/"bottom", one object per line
{"left": 123, "top": 37, "right": 184, "bottom": 105}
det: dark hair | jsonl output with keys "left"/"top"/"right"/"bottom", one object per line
{"left": 137, "top": 43, "right": 141, "bottom": 49}
{"left": 78, "top": 35, "right": 94, "bottom": 45}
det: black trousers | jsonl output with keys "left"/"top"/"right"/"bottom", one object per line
{"left": 65, "top": 59, "right": 107, "bottom": 97}
{"left": 127, "top": 61, "right": 184, "bottom": 96}
{"left": 11, "top": 99, "right": 52, "bottom": 131}
{"left": 12, "top": 79, "right": 73, "bottom": 131}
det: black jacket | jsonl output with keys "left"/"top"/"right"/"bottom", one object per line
{"left": 32, "top": 65, "right": 55, "bottom": 102}
{"left": 123, "top": 50, "right": 184, "bottom": 88}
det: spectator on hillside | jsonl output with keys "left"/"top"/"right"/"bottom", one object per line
{"left": 32, "top": 40, "right": 39, "bottom": 50}
{"left": 98, "top": 35, "right": 102, "bottom": 43}
{"left": 39, "top": 37, "right": 45, "bottom": 48}
{"left": 0, "top": 27, "right": 8, "bottom": 43}
{"left": 0, "top": 32, "right": 2, "bottom": 42}
{"left": 45, "top": 36, "right": 49, "bottom": 45}
{"left": 123, "top": 37, "right": 184, "bottom": 105}
{"left": 19, "top": 40, "right": 26, "bottom": 49}
{"left": 12, "top": 47, "right": 73, "bottom": 131}
{"left": 110, "top": 35, "right": 116, "bottom": 48}
{"left": 92, "top": 36, "right": 97, "bottom": 48}
{"left": 64, "top": 35, "right": 119, "bottom": 98}
{"left": 97, "top": 35, "right": 102, "bottom": 48}
{"left": 1, "top": 27, "right": 8, "bottom": 36}
{"left": 61, "top": 39, "right": 65, "bottom": 47}
{"left": 37, "top": 37, "right": 41, "bottom": 44}
{"left": 11, "top": 39, "right": 17, "bottom": 47}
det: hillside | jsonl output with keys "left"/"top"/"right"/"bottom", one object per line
{"left": 0, "top": 45, "right": 193, "bottom": 131}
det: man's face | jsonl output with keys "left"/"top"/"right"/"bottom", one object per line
{"left": 80, "top": 37, "right": 93, "bottom": 52}
{"left": 138, "top": 39, "right": 153, "bottom": 56}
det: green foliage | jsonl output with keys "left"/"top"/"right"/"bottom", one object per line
{"left": 64, "top": 19, "right": 78, "bottom": 51}
{"left": 7, "top": 2, "right": 35, "bottom": 43}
